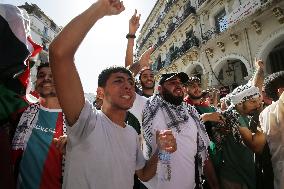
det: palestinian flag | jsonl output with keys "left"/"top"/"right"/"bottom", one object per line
{"left": 0, "top": 4, "right": 42, "bottom": 123}
{"left": 0, "top": 4, "right": 42, "bottom": 189}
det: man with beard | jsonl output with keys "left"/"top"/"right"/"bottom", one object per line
{"left": 124, "top": 9, "right": 155, "bottom": 98}
{"left": 184, "top": 77, "right": 222, "bottom": 189}
{"left": 184, "top": 77, "right": 224, "bottom": 138}
{"left": 125, "top": 10, "right": 155, "bottom": 97}
{"left": 130, "top": 72, "right": 210, "bottom": 189}
{"left": 236, "top": 71, "right": 284, "bottom": 189}
{"left": 11, "top": 63, "right": 66, "bottom": 189}
{"left": 127, "top": 46, "right": 155, "bottom": 98}
{"left": 212, "top": 84, "right": 263, "bottom": 189}
{"left": 137, "top": 68, "right": 155, "bottom": 97}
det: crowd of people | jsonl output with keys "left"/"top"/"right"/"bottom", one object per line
{"left": 1, "top": 0, "right": 284, "bottom": 189}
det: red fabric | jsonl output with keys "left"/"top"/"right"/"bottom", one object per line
{"left": 29, "top": 91, "right": 40, "bottom": 99}
{"left": 39, "top": 112, "right": 63, "bottom": 189}
{"left": 184, "top": 96, "right": 209, "bottom": 107}
{"left": 27, "top": 36, "right": 42, "bottom": 58}
{"left": 11, "top": 149, "right": 23, "bottom": 166}
{"left": 18, "top": 36, "right": 42, "bottom": 88}
{"left": 18, "top": 61, "right": 30, "bottom": 88}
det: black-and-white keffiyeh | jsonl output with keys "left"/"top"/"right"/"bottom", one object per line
{"left": 12, "top": 103, "right": 41, "bottom": 150}
{"left": 212, "top": 105, "right": 248, "bottom": 151}
{"left": 229, "top": 84, "right": 260, "bottom": 106}
{"left": 12, "top": 103, "right": 67, "bottom": 177}
{"left": 142, "top": 94, "right": 210, "bottom": 181}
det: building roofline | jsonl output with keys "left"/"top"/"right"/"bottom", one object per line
{"left": 139, "top": 0, "right": 159, "bottom": 36}
{"left": 18, "top": 2, "right": 60, "bottom": 30}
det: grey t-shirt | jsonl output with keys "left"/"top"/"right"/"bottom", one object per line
{"left": 63, "top": 101, "right": 146, "bottom": 189}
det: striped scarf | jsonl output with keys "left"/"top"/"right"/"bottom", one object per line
{"left": 142, "top": 94, "right": 210, "bottom": 181}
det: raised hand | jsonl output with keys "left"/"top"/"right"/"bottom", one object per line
{"left": 139, "top": 46, "right": 155, "bottom": 68}
{"left": 96, "top": 0, "right": 125, "bottom": 17}
{"left": 255, "top": 58, "right": 264, "bottom": 70}
{"left": 129, "top": 9, "right": 141, "bottom": 34}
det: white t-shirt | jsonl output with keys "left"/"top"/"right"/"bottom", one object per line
{"left": 130, "top": 94, "right": 198, "bottom": 189}
{"left": 63, "top": 101, "right": 146, "bottom": 189}
{"left": 260, "top": 93, "right": 284, "bottom": 189}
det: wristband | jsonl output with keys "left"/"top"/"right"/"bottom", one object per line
{"left": 126, "top": 34, "right": 136, "bottom": 39}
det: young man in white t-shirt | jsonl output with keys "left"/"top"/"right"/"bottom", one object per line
{"left": 49, "top": 1, "right": 176, "bottom": 189}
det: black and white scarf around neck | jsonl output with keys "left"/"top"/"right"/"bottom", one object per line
{"left": 142, "top": 94, "right": 210, "bottom": 181}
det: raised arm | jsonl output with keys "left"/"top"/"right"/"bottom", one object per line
{"left": 49, "top": 0, "right": 125, "bottom": 125}
{"left": 125, "top": 9, "right": 140, "bottom": 68}
{"left": 128, "top": 46, "right": 155, "bottom": 76}
{"left": 251, "top": 59, "right": 264, "bottom": 92}
{"left": 238, "top": 124, "right": 266, "bottom": 154}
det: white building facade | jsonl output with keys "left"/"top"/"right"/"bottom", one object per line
{"left": 18, "top": 3, "right": 61, "bottom": 88}
{"left": 136, "top": 0, "right": 284, "bottom": 93}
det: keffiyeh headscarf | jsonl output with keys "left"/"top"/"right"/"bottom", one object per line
{"left": 229, "top": 84, "right": 260, "bottom": 106}
{"left": 213, "top": 84, "right": 260, "bottom": 151}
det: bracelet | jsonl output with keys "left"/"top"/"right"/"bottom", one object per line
{"left": 126, "top": 33, "right": 136, "bottom": 39}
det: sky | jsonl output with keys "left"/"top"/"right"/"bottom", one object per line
{"left": 2, "top": 0, "right": 156, "bottom": 93}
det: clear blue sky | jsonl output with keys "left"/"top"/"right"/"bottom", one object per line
{"left": 2, "top": 0, "right": 156, "bottom": 93}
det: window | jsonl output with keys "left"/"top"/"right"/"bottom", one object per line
{"left": 42, "top": 41, "right": 47, "bottom": 51}
{"left": 215, "top": 9, "right": 228, "bottom": 33}
{"left": 43, "top": 26, "right": 48, "bottom": 37}
{"left": 156, "top": 55, "right": 163, "bottom": 71}
{"left": 50, "top": 22, "right": 56, "bottom": 31}
{"left": 186, "top": 30, "right": 193, "bottom": 39}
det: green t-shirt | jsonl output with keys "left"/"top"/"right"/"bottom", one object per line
{"left": 194, "top": 105, "right": 216, "bottom": 139}
{"left": 219, "top": 115, "right": 256, "bottom": 189}
{"left": 194, "top": 105, "right": 223, "bottom": 170}
{"left": 0, "top": 84, "right": 28, "bottom": 123}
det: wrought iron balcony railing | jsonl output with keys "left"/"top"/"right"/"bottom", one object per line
{"left": 197, "top": 0, "right": 207, "bottom": 7}
{"left": 138, "top": 0, "right": 176, "bottom": 51}
{"left": 154, "top": 36, "right": 199, "bottom": 71}
{"left": 201, "top": 28, "right": 216, "bottom": 43}
{"left": 138, "top": 2, "right": 196, "bottom": 53}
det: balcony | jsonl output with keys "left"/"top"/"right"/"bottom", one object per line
{"left": 197, "top": 0, "right": 207, "bottom": 7}
{"left": 182, "top": 36, "right": 199, "bottom": 52}
{"left": 138, "top": 0, "right": 176, "bottom": 51}
{"left": 201, "top": 28, "right": 216, "bottom": 43}
{"left": 139, "top": 5, "right": 196, "bottom": 54}
{"left": 184, "top": 4, "right": 196, "bottom": 18}
{"left": 156, "top": 36, "right": 199, "bottom": 70}
{"left": 226, "top": 0, "right": 263, "bottom": 28}
{"left": 138, "top": 2, "right": 195, "bottom": 53}
{"left": 166, "top": 22, "right": 176, "bottom": 36}
{"left": 156, "top": 59, "right": 166, "bottom": 71}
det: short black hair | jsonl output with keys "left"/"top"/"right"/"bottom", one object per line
{"left": 264, "top": 71, "right": 284, "bottom": 101}
{"left": 138, "top": 68, "right": 152, "bottom": 81}
{"left": 98, "top": 66, "right": 133, "bottom": 87}
{"left": 37, "top": 62, "right": 50, "bottom": 74}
